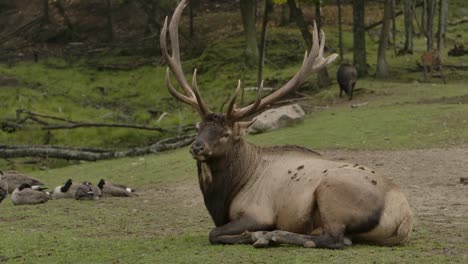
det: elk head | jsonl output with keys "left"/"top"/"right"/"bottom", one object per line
{"left": 161, "top": 0, "right": 338, "bottom": 161}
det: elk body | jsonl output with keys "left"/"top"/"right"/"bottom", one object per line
{"left": 161, "top": 0, "right": 413, "bottom": 249}
{"left": 421, "top": 50, "right": 445, "bottom": 82}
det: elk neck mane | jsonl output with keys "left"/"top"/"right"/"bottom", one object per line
{"left": 197, "top": 138, "right": 260, "bottom": 227}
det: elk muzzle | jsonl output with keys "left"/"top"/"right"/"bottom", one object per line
{"left": 190, "top": 139, "right": 211, "bottom": 160}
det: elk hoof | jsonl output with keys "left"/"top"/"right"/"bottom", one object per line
{"left": 253, "top": 237, "right": 270, "bottom": 248}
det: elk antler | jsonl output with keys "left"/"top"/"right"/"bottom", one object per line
{"left": 160, "top": 0, "right": 210, "bottom": 116}
{"left": 227, "top": 22, "right": 338, "bottom": 121}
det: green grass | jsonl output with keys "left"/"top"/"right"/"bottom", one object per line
{"left": 1, "top": 1, "right": 468, "bottom": 262}
{"left": 1, "top": 78, "right": 468, "bottom": 263}
{"left": 253, "top": 81, "right": 468, "bottom": 150}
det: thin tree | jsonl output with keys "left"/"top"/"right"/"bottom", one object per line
{"left": 425, "top": 0, "right": 436, "bottom": 51}
{"left": 106, "top": 0, "right": 114, "bottom": 42}
{"left": 391, "top": 0, "right": 397, "bottom": 55}
{"left": 337, "top": 0, "right": 343, "bottom": 61}
{"left": 376, "top": 0, "right": 392, "bottom": 78}
{"left": 353, "top": 0, "right": 367, "bottom": 77}
{"left": 402, "top": 0, "right": 415, "bottom": 54}
{"left": 287, "top": 0, "right": 312, "bottom": 49}
{"left": 258, "top": 0, "right": 274, "bottom": 88}
{"left": 437, "top": 0, "right": 448, "bottom": 50}
{"left": 42, "top": 0, "right": 50, "bottom": 23}
{"left": 240, "top": 0, "right": 259, "bottom": 67}
{"left": 314, "top": 0, "right": 331, "bottom": 87}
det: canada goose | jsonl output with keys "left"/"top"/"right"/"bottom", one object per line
{"left": 0, "top": 170, "right": 45, "bottom": 193}
{"left": 97, "top": 179, "right": 137, "bottom": 197}
{"left": 0, "top": 177, "right": 7, "bottom": 204}
{"left": 75, "top": 181, "right": 101, "bottom": 200}
{"left": 51, "top": 179, "right": 78, "bottom": 199}
{"left": 12, "top": 183, "right": 50, "bottom": 205}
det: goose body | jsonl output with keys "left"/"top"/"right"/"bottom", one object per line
{"left": 0, "top": 170, "right": 44, "bottom": 193}
{"left": 75, "top": 182, "right": 101, "bottom": 200}
{"left": 52, "top": 179, "right": 78, "bottom": 199}
{"left": 0, "top": 178, "right": 7, "bottom": 204}
{"left": 12, "top": 184, "right": 50, "bottom": 205}
{"left": 97, "top": 179, "right": 137, "bottom": 197}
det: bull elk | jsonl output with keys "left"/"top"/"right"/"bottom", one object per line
{"left": 160, "top": 0, "right": 413, "bottom": 249}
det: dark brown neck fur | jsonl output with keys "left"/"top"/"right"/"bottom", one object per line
{"left": 197, "top": 139, "right": 260, "bottom": 227}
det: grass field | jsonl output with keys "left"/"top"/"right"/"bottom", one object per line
{"left": 1, "top": 79, "right": 467, "bottom": 263}
{"left": 1, "top": 1, "right": 468, "bottom": 262}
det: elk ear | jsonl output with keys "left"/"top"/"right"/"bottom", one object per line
{"left": 233, "top": 119, "right": 256, "bottom": 140}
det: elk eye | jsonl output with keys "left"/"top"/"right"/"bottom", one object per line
{"left": 222, "top": 133, "right": 230, "bottom": 138}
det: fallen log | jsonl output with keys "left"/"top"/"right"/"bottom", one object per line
{"left": 0, "top": 134, "right": 195, "bottom": 161}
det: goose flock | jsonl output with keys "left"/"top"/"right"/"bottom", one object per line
{"left": 0, "top": 170, "right": 137, "bottom": 206}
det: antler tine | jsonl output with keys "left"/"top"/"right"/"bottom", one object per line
{"left": 228, "top": 80, "right": 263, "bottom": 121}
{"left": 165, "top": 68, "right": 198, "bottom": 108}
{"left": 226, "top": 80, "right": 242, "bottom": 121}
{"left": 160, "top": 0, "right": 211, "bottom": 116}
{"left": 229, "top": 20, "right": 338, "bottom": 121}
{"left": 192, "top": 69, "right": 211, "bottom": 116}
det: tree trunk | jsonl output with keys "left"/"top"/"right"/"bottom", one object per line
{"left": 421, "top": 0, "right": 427, "bottom": 35}
{"left": 353, "top": 0, "right": 367, "bottom": 77}
{"left": 106, "top": 0, "right": 114, "bottom": 42}
{"left": 376, "top": 0, "right": 392, "bottom": 78}
{"left": 240, "top": 0, "right": 259, "bottom": 67}
{"left": 337, "top": 0, "right": 343, "bottom": 61}
{"left": 42, "top": 0, "right": 49, "bottom": 23}
{"left": 52, "top": 0, "right": 75, "bottom": 35}
{"left": 280, "top": 4, "right": 287, "bottom": 26}
{"left": 425, "top": 0, "right": 436, "bottom": 51}
{"left": 437, "top": 0, "right": 448, "bottom": 50}
{"left": 258, "top": 0, "right": 273, "bottom": 88}
{"left": 287, "top": 0, "right": 312, "bottom": 49}
{"left": 315, "top": 1, "right": 331, "bottom": 87}
{"left": 391, "top": 0, "right": 397, "bottom": 55}
{"left": 403, "top": 0, "right": 415, "bottom": 53}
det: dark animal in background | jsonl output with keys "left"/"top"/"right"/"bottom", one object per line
{"left": 0, "top": 170, "right": 45, "bottom": 193}
{"left": 336, "top": 63, "right": 358, "bottom": 100}
{"left": 160, "top": 0, "right": 412, "bottom": 249}
{"left": 11, "top": 183, "right": 50, "bottom": 205}
{"left": 448, "top": 44, "right": 467, "bottom": 57}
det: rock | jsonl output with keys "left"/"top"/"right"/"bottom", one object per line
{"left": 248, "top": 104, "right": 305, "bottom": 134}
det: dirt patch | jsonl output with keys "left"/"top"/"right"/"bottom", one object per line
{"left": 418, "top": 94, "right": 468, "bottom": 104}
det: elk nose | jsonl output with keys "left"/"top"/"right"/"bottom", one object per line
{"left": 191, "top": 140, "right": 205, "bottom": 154}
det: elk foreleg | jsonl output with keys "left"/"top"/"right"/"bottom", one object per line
{"left": 252, "top": 228, "right": 345, "bottom": 249}
{"left": 209, "top": 217, "right": 273, "bottom": 245}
